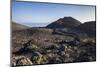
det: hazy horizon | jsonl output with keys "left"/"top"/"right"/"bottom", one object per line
{"left": 12, "top": 0, "right": 95, "bottom": 27}
{"left": 19, "top": 22, "right": 50, "bottom": 27}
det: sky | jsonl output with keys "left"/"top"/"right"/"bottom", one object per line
{"left": 12, "top": 0, "right": 96, "bottom": 26}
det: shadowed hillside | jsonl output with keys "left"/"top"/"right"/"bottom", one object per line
{"left": 68, "top": 21, "right": 96, "bottom": 37}
{"left": 76, "top": 21, "right": 96, "bottom": 37}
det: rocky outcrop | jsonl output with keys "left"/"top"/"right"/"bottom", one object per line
{"left": 11, "top": 56, "right": 32, "bottom": 66}
{"left": 12, "top": 37, "right": 96, "bottom": 66}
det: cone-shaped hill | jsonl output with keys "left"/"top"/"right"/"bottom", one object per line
{"left": 46, "top": 17, "right": 81, "bottom": 28}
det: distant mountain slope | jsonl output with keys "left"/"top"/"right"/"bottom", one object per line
{"left": 13, "top": 27, "right": 53, "bottom": 37}
{"left": 69, "top": 21, "right": 96, "bottom": 37}
{"left": 46, "top": 17, "right": 81, "bottom": 28}
{"left": 12, "top": 21, "right": 29, "bottom": 31}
